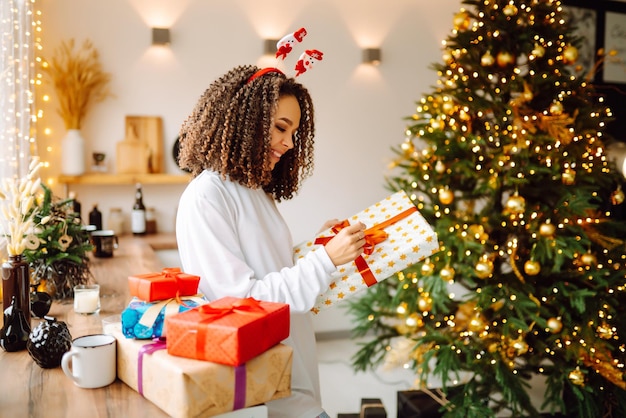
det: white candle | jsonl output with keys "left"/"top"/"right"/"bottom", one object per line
{"left": 74, "top": 285, "right": 100, "bottom": 314}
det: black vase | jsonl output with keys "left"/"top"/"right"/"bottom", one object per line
{"left": 2, "top": 254, "right": 31, "bottom": 325}
{"left": 1, "top": 296, "right": 32, "bottom": 352}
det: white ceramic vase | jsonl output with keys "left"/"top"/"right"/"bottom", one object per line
{"left": 61, "top": 129, "right": 86, "bottom": 176}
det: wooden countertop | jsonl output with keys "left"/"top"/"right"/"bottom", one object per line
{"left": 0, "top": 233, "right": 178, "bottom": 417}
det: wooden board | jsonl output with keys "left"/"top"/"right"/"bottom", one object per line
{"left": 124, "top": 116, "right": 164, "bottom": 173}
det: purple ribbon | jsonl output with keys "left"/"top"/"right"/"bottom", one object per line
{"left": 233, "top": 364, "right": 247, "bottom": 410}
{"left": 137, "top": 338, "right": 167, "bottom": 396}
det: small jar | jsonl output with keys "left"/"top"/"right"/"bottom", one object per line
{"left": 146, "top": 207, "right": 157, "bottom": 234}
{"left": 108, "top": 207, "right": 125, "bottom": 236}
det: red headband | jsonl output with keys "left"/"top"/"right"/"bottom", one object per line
{"left": 246, "top": 67, "right": 284, "bottom": 84}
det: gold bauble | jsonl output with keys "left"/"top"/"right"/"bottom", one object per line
{"left": 523, "top": 260, "right": 541, "bottom": 276}
{"left": 497, "top": 51, "right": 515, "bottom": 67}
{"left": 453, "top": 11, "right": 471, "bottom": 31}
{"left": 547, "top": 317, "right": 563, "bottom": 334}
{"left": 579, "top": 252, "right": 597, "bottom": 267}
{"left": 597, "top": 323, "right": 614, "bottom": 340}
{"left": 549, "top": 101, "right": 563, "bottom": 115}
{"left": 531, "top": 43, "right": 545, "bottom": 58}
{"left": 468, "top": 224, "right": 488, "bottom": 241}
{"left": 435, "top": 160, "right": 446, "bottom": 174}
{"left": 539, "top": 221, "right": 556, "bottom": 237}
{"left": 475, "top": 258, "right": 494, "bottom": 279}
{"left": 439, "top": 188, "right": 454, "bottom": 205}
{"left": 561, "top": 168, "right": 576, "bottom": 185}
{"left": 512, "top": 337, "right": 529, "bottom": 356}
{"left": 481, "top": 51, "right": 495, "bottom": 67}
{"left": 442, "top": 101, "right": 454, "bottom": 114}
{"left": 421, "top": 261, "right": 434, "bottom": 275}
{"left": 440, "top": 265, "right": 456, "bottom": 282}
{"left": 563, "top": 45, "right": 579, "bottom": 64}
{"left": 505, "top": 194, "right": 526, "bottom": 214}
{"left": 611, "top": 188, "right": 625, "bottom": 205}
{"left": 417, "top": 295, "right": 433, "bottom": 312}
{"left": 503, "top": 4, "right": 518, "bottom": 16}
{"left": 468, "top": 314, "right": 486, "bottom": 333}
{"left": 568, "top": 368, "right": 585, "bottom": 386}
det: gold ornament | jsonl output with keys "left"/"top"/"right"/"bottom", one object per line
{"left": 468, "top": 224, "right": 489, "bottom": 241}
{"left": 453, "top": 11, "right": 471, "bottom": 31}
{"left": 549, "top": 101, "right": 563, "bottom": 115}
{"left": 596, "top": 323, "right": 614, "bottom": 340}
{"left": 512, "top": 337, "right": 529, "bottom": 356}
{"left": 475, "top": 257, "right": 494, "bottom": 279}
{"left": 481, "top": 51, "right": 495, "bottom": 67}
{"left": 421, "top": 260, "right": 434, "bottom": 275}
{"left": 611, "top": 187, "right": 625, "bottom": 205}
{"left": 440, "top": 265, "right": 456, "bottom": 282}
{"left": 435, "top": 160, "right": 446, "bottom": 174}
{"left": 417, "top": 295, "right": 433, "bottom": 312}
{"left": 561, "top": 168, "right": 576, "bottom": 185}
{"left": 539, "top": 221, "right": 556, "bottom": 237}
{"left": 497, "top": 51, "right": 515, "bottom": 67}
{"left": 505, "top": 193, "right": 526, "bottom": 214}
{"left": 503, "top": 4, "right": 518, "bottom": 16}
{"left": 531, "top": 43, "right": 545, "bottom": 58}
{"left": 568, "top": 367, "right": 585, "bottom": 386}
{"left": 523, "top": 260, "right": 541, "bottom": 276}
{"left": 439, "top": 188, "right": 454, "bottom": 205}
{"left": 547, "top": 317, "right": 563, "bottom": 334}
{"left": 579, "top": 251, "right": 597, "bottom": 267}
{"left": 563, "top": 45, "right": 579, "bottom": 64}
{"left": 468, "top": 314, "right": 486, "bottom": 333}
{"left": 442, "top": 101, "right": 454, "bottom": 114}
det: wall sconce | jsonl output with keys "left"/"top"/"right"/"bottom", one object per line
{"left": 263, "top": 39, "right": 278, "bottom": 56}
{"left": 152, "top": 27, "right": 171, "bottom": 46}
{"left": 362, "top": 48, "right": 382, "bottom": 65}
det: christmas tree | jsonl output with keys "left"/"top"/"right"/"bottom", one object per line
{"left": 349, "top": 1, "right": 626, "bottom": 417}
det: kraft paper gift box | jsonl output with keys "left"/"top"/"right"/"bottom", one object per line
{"left": 108, "top": 323, "right": 292, "bottom": 418}
{"left": 166, "top": 296, "right": 290, "bottom": 366}
{"left": 128, "top": 267, "right": 200, "bottom": 302}
{"left": 121, "top": 295, "right": 206, "bottom": 339}
{"left": 294, "top": 190, "right": 439, "bottom": 313}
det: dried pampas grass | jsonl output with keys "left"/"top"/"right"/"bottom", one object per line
{"left": 43, "top": 39, "right": 112, "bottom": 130}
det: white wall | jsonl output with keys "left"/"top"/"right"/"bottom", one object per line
{"left": 39, "top": 0, "right": 461, "bottom": 239}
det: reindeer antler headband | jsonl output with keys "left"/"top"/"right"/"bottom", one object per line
{"left": 247, "top": 27, "right": 324, "bottom": 84}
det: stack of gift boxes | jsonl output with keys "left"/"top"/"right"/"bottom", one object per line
{"left": 105, "top": 190, "right": 439, "bottom": 418}
{"left": 106, "top": 268, "right": 293, "bottom": 418}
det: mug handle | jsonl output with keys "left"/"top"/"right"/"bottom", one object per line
{"left": 61, "top": 349, "right": 82, "bottom": 386}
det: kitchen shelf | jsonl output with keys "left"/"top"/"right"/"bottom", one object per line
{"left": 58, "top": 173, "right": 191, "bottom": 186}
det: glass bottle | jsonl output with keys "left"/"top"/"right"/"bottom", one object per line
{"left": 1, "top": 254, "right": 31, "bottom": 327}
{"left": 0, "top": 296, "right": 31, "bottom": 352}
{"left": 89, "top": 204, "right": 103, "bottom": 230}
{"left": 131, "top": 183, "right": 146, "bottom": 235}
{"left": 145, "top": 207, "right": 157, "bottom": 234}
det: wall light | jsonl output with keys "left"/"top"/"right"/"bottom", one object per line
{"left": 263, "top": 39, "right": 278, "bottom": 56}
{"left": 152, "top": 27, "right": 171, "bottom": 46}
{"left": 362, "top": 48, "right": 382, "bottom": 65}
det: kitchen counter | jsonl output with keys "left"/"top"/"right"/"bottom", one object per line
{"left": 0, "top": 233, "right": 178, "bottom": 417}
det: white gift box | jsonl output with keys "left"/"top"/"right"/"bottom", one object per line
{"left": 294, "top": 190, "right": 439, "bottom": 313}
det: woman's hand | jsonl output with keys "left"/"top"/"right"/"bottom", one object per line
{"left": 323, "top": 221, "right": 366, "bottom": 267}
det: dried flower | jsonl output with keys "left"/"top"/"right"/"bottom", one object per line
{"left": 43, "top": 39, "right": 112, "bottom": 130}
{"left": 0, "top": 157, "right": 44, "bottom": 255}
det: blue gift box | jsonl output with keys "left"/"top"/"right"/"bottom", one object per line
{"left": 121, "top": 295, "right": 206, "bottom": 339}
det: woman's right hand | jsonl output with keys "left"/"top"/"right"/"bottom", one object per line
{"left": 323, "top": 222, "right": 366, "bottom": 266}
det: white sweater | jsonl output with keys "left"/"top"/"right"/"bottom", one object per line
{"left": 176, "top": 170, "right": 337, "bottom": 418}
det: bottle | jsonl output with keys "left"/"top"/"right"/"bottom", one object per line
{"left": 131, "top": 183, "right": 146, "bottom": 235}
{"left": 68, "top": 191, "right": 81, "bottom": 221}
{"left": 108, "top": 207, "right": 124, "bottom": 236}
{"left": 89, "top": 205, "right": 103, "bottom": 230}
{"left": 145, "top": 207, "right": 157, "bottom": 234}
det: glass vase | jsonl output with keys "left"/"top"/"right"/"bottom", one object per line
{"left": 2, "top": 254, "right": 31, "bottom": 326}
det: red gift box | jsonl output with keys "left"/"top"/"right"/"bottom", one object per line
{"left": 128, "top": 267, "right": 201, "bottom": 302}
{"left": 165, "top": 296, "right": 290, "bottom": 366}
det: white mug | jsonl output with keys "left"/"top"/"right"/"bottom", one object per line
{"left": 61, "top": 334, "right": 117, "bottom": 389}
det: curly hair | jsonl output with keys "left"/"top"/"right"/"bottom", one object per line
{"left": 177, "top": 64, "right": 316, "bottom": 201}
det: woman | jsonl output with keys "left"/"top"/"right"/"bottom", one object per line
{"left": 176, "top": 64, "right": 366, "bottom": 418}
